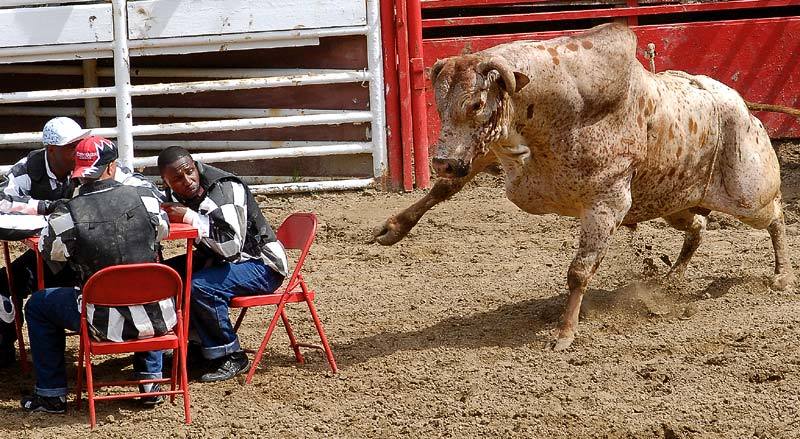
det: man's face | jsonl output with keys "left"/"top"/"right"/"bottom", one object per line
{"left": 161, "top": 156, "right": 203, "bottom": 200}
{"left": 47, "top": 141, "right": 78, "bottom": 171}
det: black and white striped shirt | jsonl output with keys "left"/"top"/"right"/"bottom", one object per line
{"left": 39, "top": 182, "right": 174, "bottom": 342}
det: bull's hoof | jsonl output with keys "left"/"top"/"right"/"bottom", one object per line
{"left": 549, "top": 330, "right": 575, "bottom": 351}
{"left": 371, "top": 217, "right": 408, "bottom": 246}
{"left": 769, "top": 272, "right": 796, "bottom": 291}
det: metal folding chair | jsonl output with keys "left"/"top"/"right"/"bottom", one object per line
{"left": 231, "top": 212, "right": 337, "bottom": 384}
{"left": 75, "top": 263, "right": 191, "bottom": 428}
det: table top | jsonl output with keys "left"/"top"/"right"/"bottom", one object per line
{"left": 18, "top": 222, "right": 197, "bottom": 251}
{"left": 166, "top": 222, "right": 199, "bottom": 240}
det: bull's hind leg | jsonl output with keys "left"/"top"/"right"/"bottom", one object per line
{"left": 553, "top": 185, "right": 631, "bottom": 351}
{"left": 662, "top": 209, "right": 709, "bottom": 281}
{"left": 735, "top": 199, "right": 795, "bottom": 290}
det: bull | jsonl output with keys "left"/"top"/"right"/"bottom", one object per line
{"left": 372, "top": 23, "right": 794, "bottom": 350}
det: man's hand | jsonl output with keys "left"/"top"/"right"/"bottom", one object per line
{"left": 161, "top": 202, "right": 189, "bottom": 223}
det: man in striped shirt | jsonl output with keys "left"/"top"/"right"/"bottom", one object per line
{"left": 21, "top": 137, "right": 172, "bottom": 414}
{"left": 0, "top": 118, "right": 162, "bottom": 367}
{"left": 158, "top": 146, "right": 288, "bottom": 383}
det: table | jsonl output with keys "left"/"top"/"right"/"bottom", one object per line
{"left": 1, "top": 222, "right": 198, "bottom": 373}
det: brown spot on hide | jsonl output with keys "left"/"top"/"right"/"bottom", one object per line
{"left": 689, "top": 118, "right": 697, "bottom": 134}
{"left": 566, "top": 43, "right": 579, "bottom": 51}
{"left": 581, "top": 40, "right": 593, "bottom": 49}
{"left": 676, "top": 146, "right": 683, "bottom": 158}
{"left": 638, "top": 96, "right": 645, "bottom": 110}
{"left": 552, "top": 57, "right": 560, "bottom": 65}
{"left": 526, "top": 104, "right": 534, "bottom": 119}
{"left": 668, "top": 168, "right": 676, "bottom": 177}
{"left": 547, "top": 47, "right": 558, "bottom": 57}
{"left": 647, "top": 100, "right": 654, "bottom": 115}
{"left": 536, "top": 45, "right": 545, "bottom": 50}
{"left": 668, "top": 125, "right": 675, "bottom": 140}
{"left": 637, "top": 114, "right": 644, "bottom": 128}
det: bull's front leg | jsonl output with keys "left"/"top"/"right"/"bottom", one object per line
{"left": 372, "top": 156, "right": 497, "bottom": 246}
{"left": 553, "top": 186, "right": 632, "bottom": 351}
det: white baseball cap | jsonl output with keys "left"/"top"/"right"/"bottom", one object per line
{"left": 41, "top": 117, "right": 89, "bottom": 146}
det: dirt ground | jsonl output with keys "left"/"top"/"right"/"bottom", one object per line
{"left": 2, "top": 143, "right": 800, "bottom": 438}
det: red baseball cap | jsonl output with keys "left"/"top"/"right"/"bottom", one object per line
{"left": 72, "top": 136, "right": 119, "bottom": 179}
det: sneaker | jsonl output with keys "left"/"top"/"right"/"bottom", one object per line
{"left": 20, "top": 394, "right": 66, "bottom": 414}
{"left": 139, "top": 383, "right": 164, "bottom": 407}
{"left": 199, "top": 351, "right": 249, "bottom": 383}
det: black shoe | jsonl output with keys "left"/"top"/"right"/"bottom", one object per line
{"left": 20, "top": 394, "right": 66, "bottom": 414}
{"left": 200, "top": 352, "right": 249, "bottom": 383}
{"left": 139, "top": 383, "right": 164, "bottom": 407}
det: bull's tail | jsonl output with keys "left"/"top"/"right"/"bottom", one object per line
{"left": 745, "top": 101, "right": 800, "bottom": 118}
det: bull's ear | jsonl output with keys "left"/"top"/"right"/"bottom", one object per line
{"left": 429, "top": 59, "right": 447, "bottom": 82}
{"left": 513, "top": 72, "right": 530, "bottom": 93}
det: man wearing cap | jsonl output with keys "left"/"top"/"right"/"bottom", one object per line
{"left": 0, "top": 119, "right": 161, "bottom": 366}
{"left": 20, "top": 136, "right": 172, "bottom": 413}
{"left": 0, "top": 117, "right": 88, "bottom": 366}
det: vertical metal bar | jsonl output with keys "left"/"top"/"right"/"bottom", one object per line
{"left": 82, "top": 59, "right": 101, "bottom": 128}
{"left": 406, "top": 0, "right": 430, "bottom": 189}
{"left": 111, "top": 0, "right": 134, "bottom": 168}
{"left": 626, "top": 0, "right": 639, "bottom": 26}
{"left": 380, "top": 0, "right": 404, "bottom": 191}
{"left": 366, "top": 0, "right": 388, "bottom": 187}
{"left": 395, "top": 0, "right": 415, "bottom": 192}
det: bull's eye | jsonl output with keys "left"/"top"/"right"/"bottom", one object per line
{"left": 470, "top": 102, "right": 483, "bottom": 114}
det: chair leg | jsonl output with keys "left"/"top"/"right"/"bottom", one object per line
{"left": 280, "top": 309, "right": 304, "bottom": 364}
{"left": 3, "top": 243, "right": 28, "bottom": 374}
{"left": 233, "top": 308, "right": 248, "bottom": 333}
{"left": 306, "top": 299, "right": 338, "bottom": 374}
{"left": 180, "top": 338, "right": 191, "bottom": 424}
{"left": 170, "top": 348, "right": 178, "bottom": 404}
{"left": 245, "top": 304, "right": 284, "bottom": 384}
{"left": 75, "top": 340, "right": 84, "bottom": 409}
{"left": 85, "top": 349, "right": 97, "bottom": 428}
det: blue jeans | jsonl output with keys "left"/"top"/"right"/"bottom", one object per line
{"left": 165, "top": 254, "right": 284, "bottom": 360}
{"left": 25, "top": 287, "right": 162, "bottom": 397}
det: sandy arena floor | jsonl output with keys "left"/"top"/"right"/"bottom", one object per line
{"left": 1, "top": 143, "right": 800, "bottom": 438}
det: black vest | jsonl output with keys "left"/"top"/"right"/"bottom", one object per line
{"left": 66, "top": 180, "right": 156, "bottom": 283}
{"left": 25, "top": 149, "right": 74, "bottom": 201}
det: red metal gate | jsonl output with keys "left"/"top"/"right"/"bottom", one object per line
{"left": 384, "top": 0, "right": 800, "bottom": 191}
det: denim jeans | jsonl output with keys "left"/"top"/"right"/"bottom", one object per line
{"left": 0, "top": 250, "right": 77, "bottom": 357}
{"left": 25, "top": 287, "right": 162, "bottom": 397}
{"left": 164, "top": 254, "right": 284, "bottom": 360}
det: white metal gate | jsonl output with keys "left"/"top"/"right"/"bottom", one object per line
{"left": 0, "top": 0, "right": 386, "bottom": 193}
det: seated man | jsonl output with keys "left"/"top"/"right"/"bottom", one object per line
{"left": 0, "top": 120, "right": 161, "bottom": 366}
{"left": 0, "top": 117, "right": 87, "bottom": 366}
{"left": 158, "top": 146, "right": 288, "bottom": 382}
{"left": 21, "top": 137, "right": 172, "bottom": 413}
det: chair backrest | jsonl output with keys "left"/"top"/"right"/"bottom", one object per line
{"left": 82, "top": 263, "right": 183, "bottom": 307}
{"left": 276, "top": 212, "right": 317, "bottom": 288}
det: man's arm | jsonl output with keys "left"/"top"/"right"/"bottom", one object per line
{"left": 38, "top": 203, "right": 76, "bottom": 271}
{"left": 0, "top": 158, "right": 49, "bottom": 215}
{"left": 137, "top": 188, "right": 170, "bottom": 242}
{"left": 175, "top": 181, "right": 247, "bottom": 261}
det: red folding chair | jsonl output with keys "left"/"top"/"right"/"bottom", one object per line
{"left": 231, "top": 212, "right": 337, "bottom": 384}
{"left": 75, "top": 263, "right": 191, "bottom": 428}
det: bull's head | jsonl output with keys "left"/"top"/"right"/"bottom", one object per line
{"left": 430, "top": 55, "right": 530, "bottom": 178}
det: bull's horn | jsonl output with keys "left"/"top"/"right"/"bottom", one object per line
{"left": 478, "top": 58, "right": 530, "bottom": 94}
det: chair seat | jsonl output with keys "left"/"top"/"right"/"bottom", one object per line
{"left": 90, "top": 332, "right": 178, "bottom": 355}
{"left": 231, "top": 290, "right": 315, "bottom": 308}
